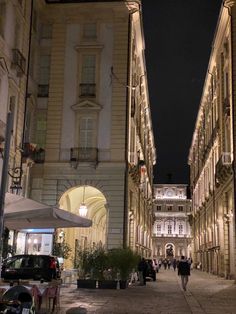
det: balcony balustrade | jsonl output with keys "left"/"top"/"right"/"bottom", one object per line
{"left": 215, "top": 152, "right": 232, "bottom": 186}
{"left": 70, "top": 147, "right": 98, "bottom": 166}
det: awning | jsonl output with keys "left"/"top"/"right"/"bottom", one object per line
{"left": 4, "top": 193, "right": 92, "bottom": 229}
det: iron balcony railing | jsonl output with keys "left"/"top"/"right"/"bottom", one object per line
{"left": 38, "top": 84, "right": 49, "bottom": 97}
{"left": 0, "top": 119, "right": 6, "bottom": 143}
{"left": 79, "top": 83, "right": 96, "bottom": 97}
{"left": 12, "top": 49, "right": 26, "bottom": 76}
{"left": 70, "top": 147, "right": 98, "bottom": 163}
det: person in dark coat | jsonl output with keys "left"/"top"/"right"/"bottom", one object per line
{"left": 138, "top": 258, "right": 148, "bottom": 285}
{"left": 172, "top": 258, "right": 177, "bottom": 271}
{"left": 177, "top": 256, "right": 190, "bottom": 291}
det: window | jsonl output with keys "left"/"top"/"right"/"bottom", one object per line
{"left": 0, "top": 2, "right": 6, "bottom": 38}
{"left": 156, "top": 225, "right": 161, "bottom": 233}
{"left": 179, "top": 224, "right": 183, "bottom": 235}
{"left": 167, "top": 225, "right": 172, "bottom": 234}
{"left": 167, "top": 206, "right": 172, "bottom": 211}
{"left": 156, "top": 206, "right": 161, "bottom": 211}
{"left": 83, "top": 23, "right": 97, "bottom": 40}
{"left": 35, "top": 111, "right": 47, "bottom": 148}
{"left": 79, "top": 116, "right": 96, "bottom": 148}
{"left": 14, "top": 20, "right": 22, "bottom": 50}
{"left": 40, "top": 24, "right": 52, "bottom": 39}
{"left": 80, "top": 55, "right": 96, "bottom": 97}
{"left": 178, "top": 206, "right": 183, "bottom": 212}
{"left": 38, "top": 54, "right": 51, "bottom": 97}
{"left": 9, "top": 96, "right": 17, "bottom": 147}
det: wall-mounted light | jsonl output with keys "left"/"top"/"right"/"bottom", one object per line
{"left": 79, "top": 186, "right": 88, "bottom": 217}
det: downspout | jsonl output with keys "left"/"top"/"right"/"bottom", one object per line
{"left": 123, "top": 10, "right": 132, "bottom": 249}
{"left": 223, "top": 0, "right": 236, "bottom": 278}
{"left": 19, "top": 0, "right": 34, "bottom": 189}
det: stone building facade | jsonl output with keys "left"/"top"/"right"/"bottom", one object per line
{"left": 152, "top": 184, "right": 192, "bottom": 260}
{"left": 1, "top": 0, "right": 156, "bottom": 264}
{"left": 188, "top": 0, "right": 236, "bottom": 278}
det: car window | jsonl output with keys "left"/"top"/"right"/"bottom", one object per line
{"left": 34, "top": 256, "right": 44, "bottom": 268}
{"left": 7, "top": 257, "right": 24, "bottom": 269}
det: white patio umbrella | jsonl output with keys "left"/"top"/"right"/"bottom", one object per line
{"left": 4, "top": 192, "right": 92, "bottom": 229}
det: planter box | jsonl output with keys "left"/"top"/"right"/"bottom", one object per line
{"left": 77, "top": 279, "right": 97, "bottom": 289}
{"left": 97, "top": 280, "right": 117, "bottom": 289}
{"left": 119, "top": 280, "right": 128, "bottom": 289}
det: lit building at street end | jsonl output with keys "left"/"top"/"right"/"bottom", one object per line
{"left": 152, "top": 184, "right": 192, "bottom": 260}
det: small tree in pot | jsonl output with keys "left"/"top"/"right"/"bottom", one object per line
{"left": 108, "top": 248, "right": 139, "bottom": 288}
{"left": 75, "top": 246, "right": 97, "bottom": 288}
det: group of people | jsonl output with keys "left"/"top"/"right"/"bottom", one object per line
{"left": 135, "top": 256, "right": 192, "bottom": 291}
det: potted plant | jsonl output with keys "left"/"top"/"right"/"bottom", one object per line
{"left": 91, "top": 246, "right": 117, "bottom": 289}
{"left": 108, "top": 248, "right": 139, "bottom": 289}
{"left": 75, "top": 246, "right": 97, "bottom": 289}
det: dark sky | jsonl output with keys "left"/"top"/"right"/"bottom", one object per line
{"left": 142, "top": 0, "right": 222, "bottom": 184}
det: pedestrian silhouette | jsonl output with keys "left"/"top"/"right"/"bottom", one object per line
{"left": 177, "top": 256, "right": 191, "bottom": 291}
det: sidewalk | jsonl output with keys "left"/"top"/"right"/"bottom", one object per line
{"left": 58, "top": 269, "right": 236, "bottom": 314}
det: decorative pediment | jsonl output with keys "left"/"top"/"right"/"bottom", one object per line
{"left": 71, "top": 100, "right": 102, "bottom": 112}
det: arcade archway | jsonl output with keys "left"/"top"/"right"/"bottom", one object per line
{"left": 58, "top": 185, "right": 107, "bottom": 267}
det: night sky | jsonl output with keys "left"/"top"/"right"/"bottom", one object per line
{"left": 142, "top": 0, "right": 222, "bottom": 184}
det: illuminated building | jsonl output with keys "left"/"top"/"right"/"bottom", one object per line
{"left": 152, "top": 184, "right": 192, "bottom": 259}
{"left": 188, "top": 0, "right": 236, "bottom": 278}
{"left": 0, "top": 1, "right": 156, "bottom": 264}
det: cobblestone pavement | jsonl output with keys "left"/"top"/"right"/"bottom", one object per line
{"left": 58, "top": 269, "right": 236, "bottom": 314}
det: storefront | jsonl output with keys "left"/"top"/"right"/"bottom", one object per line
{"left": 10, "top": 229, "right": 54, "bottom": 255}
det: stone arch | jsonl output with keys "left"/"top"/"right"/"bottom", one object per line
{"left": 165, "top": 243, "right": 175, "bottom": 258}
{"left": 58, "top": 184, "right": 108, "bottom": 268}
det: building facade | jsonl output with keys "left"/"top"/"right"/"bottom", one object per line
{"left": 152, "top": 184, "right": 192, "bottom": 260}
{"left": 0, "top": 0, "right": 156, "bottom": 265}
{"left": 188, "top": 0, "right": 236, "bottom": 278}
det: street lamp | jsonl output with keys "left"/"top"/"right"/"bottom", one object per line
{"left": 79, "top": 186, "right": 88, "bottom": 217}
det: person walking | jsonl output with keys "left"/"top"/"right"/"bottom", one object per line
{"left": 138, "top": 258, "right": 148, "bottom": 286}
{"left": 178, "top": 255, "right": 190, "bottom": 291}
{"left": 172, "top": 258, "right": 177, "bottom": 271}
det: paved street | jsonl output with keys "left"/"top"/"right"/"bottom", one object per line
{"left": 58, "top": 269, "right": 236, "bottom": 314}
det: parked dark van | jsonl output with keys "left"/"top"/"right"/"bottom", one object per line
{"left": 1, "top": 255, "right": 61, "bottom": 282}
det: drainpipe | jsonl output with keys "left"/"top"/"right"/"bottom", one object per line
{"left": 19, "top": 0, "right": 34, "bottom": 190}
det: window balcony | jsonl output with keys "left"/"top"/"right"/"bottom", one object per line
{"left": 12, "top": 49, "right": 26, "bottom": 77}
{"left": 38, "top": 84, "right": 49, "bottom": 97}
{"left": 215, "top": 152, "right": 232, "bottom": 186}
{"left": 70, "top": 147, "right": 98, "bottom": 166}
{"left": 0, "top": 119, "right": 6, "bottom": 143}
{"left": 223, "top": 97, "right": 230, "bottom": 116}
{"left": 79, "top": 83, "right": 96, "bottom": 97}
{"left": 22, "top": 143, "right": 45, "bottom": 163}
